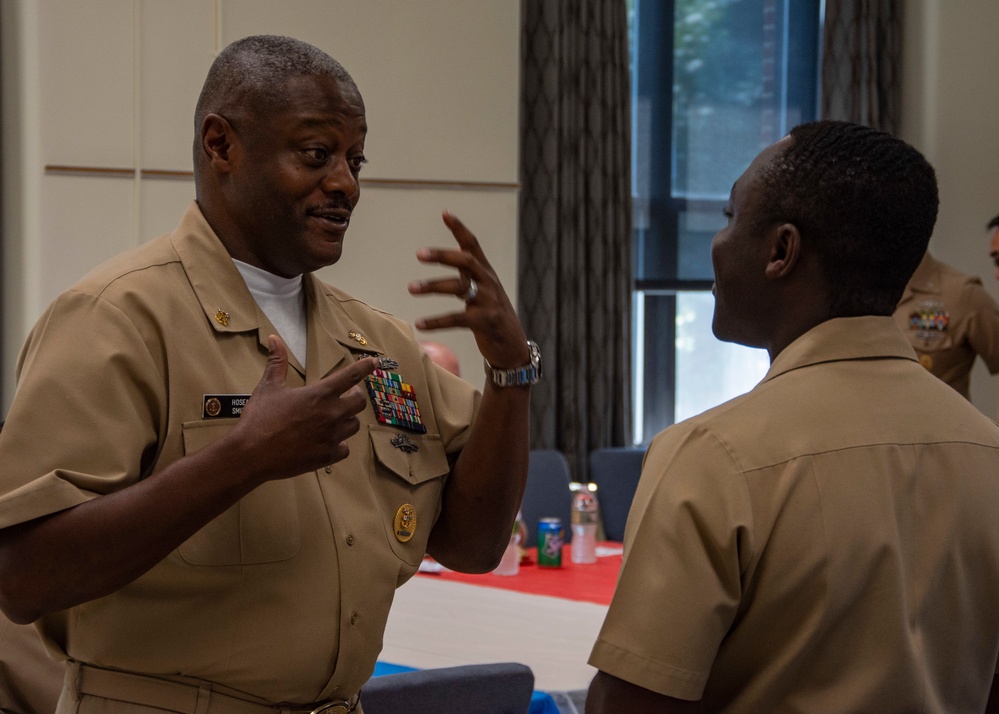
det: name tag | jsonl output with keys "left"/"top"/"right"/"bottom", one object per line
{"left": 203, "top": 394, "right": 251, "bottom": 419}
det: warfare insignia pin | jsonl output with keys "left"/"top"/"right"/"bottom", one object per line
{"left": 391, "top": 434, "right": 420, "bottom": 453}
{"left": 394, "top": 503, "right": 417, "bottom": 543}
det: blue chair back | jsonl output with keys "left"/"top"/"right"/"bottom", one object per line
{"left": 361, "top": 662, "right": 535, "bottom": 714}
{"left": 588, "top": 447, "right": 646, "bottom": 542}
{"left": 520, "top": 449, "right": 574, "bottom": 545}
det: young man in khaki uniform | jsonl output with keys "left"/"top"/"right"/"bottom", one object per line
{"left": 893, "top": 250, "right": 999, "bottom": 399}
{"left": 586, "top": 122, "right": 999, "bottom": 713}
{"left": 0, "top": 36, "right": 539, "bottom": 713}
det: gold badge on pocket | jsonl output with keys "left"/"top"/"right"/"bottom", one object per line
{"left": 394, "top": 503, "right": 417, "bottom": 543}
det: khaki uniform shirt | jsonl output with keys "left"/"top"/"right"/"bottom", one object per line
{"left": 589, "top": 317, "right": 999, "bottom": 713}
{"left": 893, "top": 251, "right": 999, "bottom": 399}
{"left": 0, "top": 615, "right": 62, "bottom": 714}
{"left": 0, "top": 202, "right": 479, "bottom": 704}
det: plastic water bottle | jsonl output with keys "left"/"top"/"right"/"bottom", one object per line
{"left": 570, "top": 482, "right": 599, "bottom": 564}
{"left": 493, "top": 514, "right": 523, "bottom": 576}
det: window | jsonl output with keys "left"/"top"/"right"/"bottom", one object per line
{"left": 629, "top": 0, "right": 821, "bottom": 443}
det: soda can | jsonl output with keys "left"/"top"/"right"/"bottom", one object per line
{"left": 537, "top": 517, "right": 563, "bottom": 568}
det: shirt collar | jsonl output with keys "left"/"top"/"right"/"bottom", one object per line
{"left": 763, "top": 316, "right": 918, "bottom": 385}
{"left": 167, "top": 202, "right": 388, "bottom": 381}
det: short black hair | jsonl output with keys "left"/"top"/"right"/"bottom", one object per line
{"left": 987, "top": 214, "right": 999, "bottom": 231}
{"left": 193, "top": 35, "right": 356, "bottom": 161}
{"left": 754, "top": 120, "right": 938, "bottom": 316}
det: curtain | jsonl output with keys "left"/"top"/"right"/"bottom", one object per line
{"left": 822, "top": 0, "right": 902, "bottom": 134}
{"left": 519, "top": 0, "right": 632, "bottom": 481}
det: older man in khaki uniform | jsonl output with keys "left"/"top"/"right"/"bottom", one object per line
{"left": 893, "top": 250, "right": 999, "bottom": 399}
{"left": 586, "top": 122, "right": 999, "bottom": 713}
{"left": 0, "top": 36, "right": 538, "bottom": 713}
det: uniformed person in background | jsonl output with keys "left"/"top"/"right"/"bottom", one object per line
{"left": 418, "top": 340, "right": 463, "bottom": 378}
{"left": 586, "top": 121, "right": 999, "bottom": 713}
{"left": 892, "top": 250, "right": 999, "bottom": 399}
{"left": 0, "top": 35, "right": 538, "bottom": 713}
{"left": 987, "top": 213, "right": 999, "bottom": 280}
{"left": 0, "top": 419, "right": 62, "bottom": 714}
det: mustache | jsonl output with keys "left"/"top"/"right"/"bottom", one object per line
{"left": 307, "top": 197, "right": 354, "bottom": 214}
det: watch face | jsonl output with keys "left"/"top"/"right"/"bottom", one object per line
{"left": 528, "top": 340, "right": 542, "bottom": 377}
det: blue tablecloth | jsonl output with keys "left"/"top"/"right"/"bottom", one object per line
{"left": 372, "top": 661, "right": 561, "bottom": 714}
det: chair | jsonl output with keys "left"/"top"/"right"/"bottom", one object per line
{"left": 520, "top": 449, "right": 574, "bottom": 546}
{"left": 361, "top": 662, "right": 535, "bottom": 714}
{"left": 588, "top": 447, "right": 646, "bottom": 542}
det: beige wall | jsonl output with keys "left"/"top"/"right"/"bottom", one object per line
{"left": 899, "top": 0, "right": 999, "bottom": 417}
{"left": 1, "top": 0, "right": 520, "bottom": 411}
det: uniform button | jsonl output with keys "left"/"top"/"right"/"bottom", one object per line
{"left": 324, "top": 465, "right": 333, "bottom": 474}
{"left": 346, "top": 534, "right": 355, "bottom": 546}
{"left": 350, "top": 611, "right": 358, "bottom": 625}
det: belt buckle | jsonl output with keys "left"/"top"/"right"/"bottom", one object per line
{"left": 309, "top": 704, "right": 349, "bottom": 714}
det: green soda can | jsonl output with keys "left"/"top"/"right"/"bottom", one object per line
{"left": 537, "top": 517, "right": 564, "bottom": 567}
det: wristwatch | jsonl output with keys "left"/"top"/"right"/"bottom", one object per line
{"left": 485, "top": 340, "right": 542, "bottom": 387}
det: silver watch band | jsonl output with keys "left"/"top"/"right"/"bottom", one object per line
{"left": 484, "top": 340, "right": 542, "bottom": 387}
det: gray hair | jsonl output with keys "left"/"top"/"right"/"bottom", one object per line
{"left": 194, "top": 34, "right": 355, "bottom": 135}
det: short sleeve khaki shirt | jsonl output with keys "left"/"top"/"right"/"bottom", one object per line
{"left": 0, "top": 202, "right": 479, "bottom": 703}
{"left": 589, "top": 317, "right": 999, "bottom": 713}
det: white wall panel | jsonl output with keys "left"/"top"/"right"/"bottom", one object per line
{"left": 139, "top": 0, "right": 217, "bottom": 171}
{"left": 38, "top": 175, "right": 135, "bottom": 309}
{"left": 220, "top": 0, "right": 520, "bottom": 183}
{"left": 138, "top": 178, "right": 197, "bottom": 242}
{"left": 37, "top": 0, "right": 134, "bottom": 167}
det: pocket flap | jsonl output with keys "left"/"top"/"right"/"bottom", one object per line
{"left": 368, "top": 426, "right": 449, "bottom": 485}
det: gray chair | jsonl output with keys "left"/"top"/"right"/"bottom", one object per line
{"left": 588, "top": 447, "right": 646, "bottom": 542}
{"left": 361, "top": 662, "right": 535, "bottom": 714}
{"left": 520, "top": 449, "right": 574, "bottom": 546}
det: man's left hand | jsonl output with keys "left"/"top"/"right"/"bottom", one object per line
{"left": 408, "top": 210, "right": 530, "bottom": 369}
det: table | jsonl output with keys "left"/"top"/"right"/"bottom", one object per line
{"left": 378, "top": 544, "right": 622, "bottom": 712}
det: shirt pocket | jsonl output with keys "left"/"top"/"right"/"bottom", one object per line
{"left": 176, "top": 420, "right": 302, "bottom": 566}
{"left": 368, "top": 425, "right": 450, "bottom": 567}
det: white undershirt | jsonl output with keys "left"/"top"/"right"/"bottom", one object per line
{"left": 232, "top": 259, "right": 308, "bottom": 367}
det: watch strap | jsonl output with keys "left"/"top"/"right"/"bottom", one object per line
{"left": 485, "top": 340, "right": 542, "bottom": 387}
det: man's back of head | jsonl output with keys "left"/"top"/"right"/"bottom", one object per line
{"left": 757, "top": 120, "right": 939, "bottom": 317}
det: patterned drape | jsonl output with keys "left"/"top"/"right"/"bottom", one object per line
{"left": 519, "top": 0, "right": 632, "bottom": 481}
{"left": 822, "top": 0, "right": 902, "bottom": 133}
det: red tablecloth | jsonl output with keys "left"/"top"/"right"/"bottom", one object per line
{"left": 418, "top": 544, "right": 622, "bottom": 606}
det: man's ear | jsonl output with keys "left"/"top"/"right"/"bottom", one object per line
{"left": 200, "top": 114, "right": 237, "bottom": 172}
{"left": 765, "top": 223, "right": 801, "bottom": 280}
